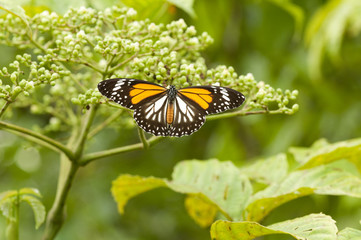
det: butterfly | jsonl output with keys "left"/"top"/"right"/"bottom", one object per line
{"left": 97, "top": 78, "right": 245, "bottom": 137}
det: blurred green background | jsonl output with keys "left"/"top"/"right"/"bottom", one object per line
{"left": 1, "top": 0, "right": 361, "bottom": 239}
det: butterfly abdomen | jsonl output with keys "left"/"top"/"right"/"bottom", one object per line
{"left": 166, "top": 103, "right": 174, "bottom": 124}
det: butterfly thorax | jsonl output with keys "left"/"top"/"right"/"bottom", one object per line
{"left": 166, "top": 85, "right": 178, "bottom": 103}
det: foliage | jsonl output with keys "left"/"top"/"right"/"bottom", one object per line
{"left": 0, "top": 188, "right": 45, "bottom": 240}
{"left": 112, "top": 137, "right": 361, "bottom": 239}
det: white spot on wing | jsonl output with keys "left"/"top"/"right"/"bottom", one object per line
{"left": 154, "top": 95, "right": 167, "bottom": 112}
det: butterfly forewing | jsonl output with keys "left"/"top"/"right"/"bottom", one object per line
{"left": 178, "top": 86, "right": 245, "bottom": 115}
{"left": 97, "top": 78, "right": 167, "bottom": 109}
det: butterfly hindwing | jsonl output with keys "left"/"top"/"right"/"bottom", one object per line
{"left": 133, "top": 94, "right": 170, "bottom": 136}
{"left": 97, "top": 78, "right": 167, "bottom": 109}
{"left": 177, "top": 85, "right": 245, "bottom": 115}
{"left": 167, "top": 94, "right": 206, "bottom": 137}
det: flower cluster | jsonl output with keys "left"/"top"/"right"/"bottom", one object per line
{"left": 0, "top": 6, "right": 298, "bottom": 133}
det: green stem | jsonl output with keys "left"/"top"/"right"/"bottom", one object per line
{"left": 0, "top": 101, "right": 12, "bottom": 119}
{"left": 41, "top": 161, "right": 79, "bottom": 240}
{"left": 73, "top": 104, "right": 98, "bottom": 159}
{"left": 0, "top": 121, "right": 74, "bottom": 160}
{"left": 79, "top": 136, "right": 163, "bottom": 166}
{"left": 42, "top": 105, "right": 98, "bottom": 240}
{"left": 137, "top": 127, "right": 149, "bottom": 149}
{"left": 107, "top": 53, "right": 139, "bottom": 75}
{"left": 88, "top": 109, "right": 123, "bottom": 139}
{"left": 206, "top": 109, "right": 270, "bottom": 121}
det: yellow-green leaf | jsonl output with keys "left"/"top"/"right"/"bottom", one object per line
{"left": 246, "top": 165, "right": 361, "bottom": 221}
{"left": 184, "top": 194, "right": 218, "bottom": 228}
{"left": 169, "top": 159, "right": 252, "bottom": 221}
{"left": 239, "top": 153, "right": 288, "bottom": 184}
{"left": 111, "top": 174, "right": 167, "bottom": 214}
{"left": 337, "top": 227, "right": 361, "bottom": 240}
{"left": 211, "top": 213, "right": 337, "bottom": 240}
{"left": 20, "top": 195, "right": 45, "bottom": 229}
{"left": 290, "top": 138, "right": 361, "bottom": 171}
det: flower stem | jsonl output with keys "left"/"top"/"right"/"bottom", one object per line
{"left": 0, "top": 120, "right": 74, "bottom": 160}
{"left": 41, "top": 160, "right": 79, "bottom": 240}
{"left": 79, "top": 136, "right": 163, "bottom": 165}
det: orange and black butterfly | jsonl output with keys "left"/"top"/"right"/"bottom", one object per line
{"left": 98, "top": 78, "right": 245, "bottom": 137}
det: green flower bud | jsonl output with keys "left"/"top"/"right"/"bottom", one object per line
{"left": 10, "top": 72, "right": 18, "bottom": 83}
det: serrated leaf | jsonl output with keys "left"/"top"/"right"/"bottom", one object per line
{"left": 0, "top": 191, "right": 18, "bottom": 222}
{"left": 0, "top": 190, "right": 17, "bottom": 201}
{"left": 239, "top": 153, "right": 288, "bottom": 184}
{"left": 337, "top": 227, "right": 361, "bottom": 240}
{"left": 211, "top": 213, "right": 337, "bottom": 240}
{"left": 20, "top": 195, "right": 45, "bottom": 229}
{"left": 184, "top": 194, "right": 218, "bottom": 228}
{"left": 111, "top": 174, "right": 167, "bottom": 214}
{"left": 246, "top": 165, "right": 361, "bottom": 221}
{"left": 19, "top": 188, "right": 42, "bottom": 198}
{"left": 0, "top": 197, "right": 17, "bottom": 222}
{"left": 289, "top": 138, "right": 361, "bottom": 171}
{"left": 169, "top": 160, "right": 252, "bottom": 221}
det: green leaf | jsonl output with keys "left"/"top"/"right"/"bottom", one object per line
{"left": 112, "top": 160, "right": 252, "bottom": 224}
{"left": 0, "top": 197, "right": 17, "bottom": 222}
{"left": 289, "top": 138, "right": 361, "bottom": 171}
{"left": 0, "top": 189, "right": 45, "bottom": 229}
{"left": 169, "top": 160, "right": 252, "bottom": 221}
{"left": 239, "top": 153, "right": 288, "bottom": 184}
{"left": 0, "top": 190, "right": 18, "bottom": 221}
{"left": 20, "top": 195, "right": 45, "bottom": 229}
{"left": 19, "top": 188, "right": 42, "bottom": 198}
{"left": 268, "top": 213, "right": 337, "bottom": 240}
{"left": 211, "top": 221, "right": 283, "bottom": 240}
{"left": 184, "top": 194, "right": 218, "bottom": 228}
{"left": 211, "top": 213, "right": 337, "bottom": 240}
{"left": 111, "top": 174, "right": 167, "bottom": 214}
{"left": 167, "top": 0, "right": 196, "bottom": 18}
{"left": 121, "top": 0, "right": 195, "bottom": 21}
{"left": 246, "top": 165, "right": 361, "bottom": 221}
{"left": 337, "top": 227, "right": 361, "bottom": 240}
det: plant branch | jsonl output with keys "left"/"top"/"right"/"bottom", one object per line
{"left": 79, "top": 136, "right": 163, "bottom": 165}
{"left": 107, "top": 53, "right": 139, "bottom": 74}
{"left": 206, "top": 108, "right": 280, "bottom": 121}
{"left": 88, "top": 109, "right": 123, "bottom": 139}
{"left": 73, "top": 104, "right": 99, "bottom": 160}
{"left": 0, "top": 100, "right": 12, "bottom": 119}
{"left": 137, "top": 127, "right": 149, "bottom": 149}
{"left": 41, "top": 162, "right": 79, "bottom": 240}
{"left": 0, "top": 120, "right": 74, "bottom": 160}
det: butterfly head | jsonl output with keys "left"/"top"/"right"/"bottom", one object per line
{"left": 166, "top": 85, "right": 177, "bottom": 103}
